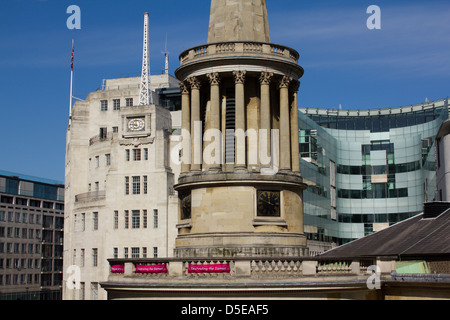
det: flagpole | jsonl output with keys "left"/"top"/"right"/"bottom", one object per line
{"left": 69, "top": 39, "right": 74, "bottom": 126}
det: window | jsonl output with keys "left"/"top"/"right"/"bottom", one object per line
{"left": 133, "top": 149, "right": 141, "bottom": 161}
{"left": 126, "top": 149, "right": 130, "bottom": 161}
{"left": 125, "top": 177, "right": 130, "bottom": 195}
{"left": 101, "top": 100, "right": 108, "bottom": 111}
{"left": 95, "top": 156, "right": 99, "bottom": 168}
{"left": 153, "top": 247, "right": 158, "bottom": 258}
{"left": 93, "top": 212, "right": 98, "bottom": 231}
{"left": 92, "top": 248, "right": 98, "bottom": 267}
{"left": 143, "top": 247, "right": 147, "bottom": 258}
{"left": 126, "top": 98, "right": 133, "bottom": 107}
{"left": 91, "top": 283, "right": 98, "bottom": 300}
{"left": 81, "top": 213, "right": 85, "bottom": 232}
{"left": 105, "top": 154, "right": 111, "bottom": 166}
{"left": 144, "top": 148, "right": 149, "bottom": 160}
{"left": 81, "top": 249, "right": 85, "bottom": 267}
{"left": 153, "top": 209, "right": 158, "bottom": 229}
{"left": 124, "top": 210, "right": 129, "bottom": 229}
{"left": 113, "top": 248, "right": 118, "bottom": 259}
{"left": 114, "top": 211, "right": 118, "bottom": 229}
{"left": 131, "top": 247, "right": 140, "bottom": 258}
{"left": 132, "top": 176, "right": 140, "bottom": 195}
{"left": 100, "top": 128, "right": 108, "bottom": 140}
{"left": 132, "top": 210, "right": 140, "bottom": 229}
{"left": 143, "top": 176, "right": 148, "bottom": 194}
{"left": 113, "top": 126, "right": 119, "bottom": 133}
{"left": 124, "top": 247, "right": 128, "bottom": 258}
{"left": 113, "top": 99, "right": 120, "bottom": 110}
{"left": 143, "top": 210, "right": 147, "bottom": 229}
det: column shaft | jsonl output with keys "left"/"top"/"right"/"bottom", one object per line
{"left": 207, "top": 73, "right": 221, "bottom": 171}
{"left": 291, "top": 82, "right": 301, "bottom": 174}
{"left": 189, "top": 77, "right": 201, "bottom": 172}
{"left": 180, "top": 82, "right": 191, "bottom": 174}
{"left": 259, "top": 72, "right": 273, "bottom": 169}
{"left": 279, "top": 76, "right": 292, "bottom": 172}
{"left": 234, "top": 71, "right": 246, "bottom": 170}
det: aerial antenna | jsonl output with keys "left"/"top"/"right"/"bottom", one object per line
{"left": 162, "top": 33, "right": 170, "bottom": 75}
{"left": 139, "top": 12, "right": 153, "bottom": 106}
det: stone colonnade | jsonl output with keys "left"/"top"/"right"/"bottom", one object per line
{"left": 180, "top": 71, "right": 300, "bottom": 175}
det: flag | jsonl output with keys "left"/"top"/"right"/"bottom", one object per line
{"left": 71, "top": 40, "right": 74, "bottom": 71}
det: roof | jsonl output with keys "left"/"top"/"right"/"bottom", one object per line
{"left": 320, "top": 203, "right": 450, "bottom": 259}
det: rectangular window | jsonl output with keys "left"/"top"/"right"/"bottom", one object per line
{"left": 143, "top": 176, "right": 148, "bottom": 194}
{"left": 142, "top": 247, "right": 147, "bottom": 258}
{"left": 93, "top": 212, "right": 98, "bottom": 231}
{"left": 131, "top": 247, "right": 140, "bottom": 258}
{"left": 153, "top": 209, "right": 158, "bottom": 229}
{"left": 126, "top": 98, "right": 133, "bottom": 107}
{"left": 124, "top": 210, "right": 129, "bottom": 229}
{"left": 92, "top": 248, "right": 98, "bottom": 267}
{"left": 105, "top": 154, "right": 111, "bottom": 166}
{"left": 113, "top": 248, "right": 118, "bottom": 259}
{"left": 113, "top": 99, "right": 120, "bottom": 111}
{"left": 114, "top": 211, "right": 118, "bottom": 229}
{"left": 126, "top": 149, "right": 130, "bottom": 162}
{"left": 101, "top": 100, "right": 108, "bottom": 111}
{"left": 153, "top": 247, "right": 158, "bottom": 258}
{"left": 133, "top": 149, "right": 141, "bottom": 161}
{"left": 143, "top": 210, "right": 147, "bottom": 229}
{"left": 81, "top": 249, "right": 85, "bottom": 267}
{"left": 124, "top": 247, "right": 128, "bottom": 258}
{"left": 81, "top": 213, "right": 85, "bottom": 232}
{"left": 125, "top": 177, "right": 129, "bottom": 195}
{"left": 132, "top": 210, "right": 140, "bottom": 229}
{"left": 132, "top": 176, "right": 140, "bottom": 195}
{"left": 144, "top": 148, "right": 149, "bottom": 160}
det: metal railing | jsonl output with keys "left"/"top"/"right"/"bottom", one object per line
{"left": 75, "top": 190, "right": 106, "bottom": 203}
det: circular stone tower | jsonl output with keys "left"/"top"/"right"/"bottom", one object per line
{"left": 174, "top": 0, "right": 307, "bottom": 258}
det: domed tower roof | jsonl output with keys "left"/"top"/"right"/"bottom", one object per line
{"left": 207, "top": 0, "right": 271, "bottom": 43}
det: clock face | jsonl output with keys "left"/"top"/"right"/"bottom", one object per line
{"left": 257, "top": 191, "right": 281, "bottom": 217}
{"left": 127, "top": 118, "right": 145, "bottom": 132}
{"left": 181, "top": 194, "right": 191, "bottom": 220}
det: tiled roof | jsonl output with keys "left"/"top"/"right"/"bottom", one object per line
{"left": 320, "top": 203, "right": 450, "bottom": 259}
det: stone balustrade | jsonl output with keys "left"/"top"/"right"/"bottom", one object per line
{"left": 107, "top": 257, "right": 383, "bottom": 279}
{"left": 178, "top": 41, "right": 300, "bottom": 66}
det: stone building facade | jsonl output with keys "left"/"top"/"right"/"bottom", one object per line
{"left": 63, "top": 74, "right": 181, "bottom": 300}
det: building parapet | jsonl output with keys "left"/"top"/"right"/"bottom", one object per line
{"left": 178, "top": 41, "right": 300, "bottom": 67}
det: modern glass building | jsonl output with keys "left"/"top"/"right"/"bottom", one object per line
{"left": 0, "top": 171, "right": 64, "bottom": 300}
{"left": 299, "top": 98, "right": 449, "bottom": 253}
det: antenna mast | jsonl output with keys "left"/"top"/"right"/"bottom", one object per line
{"left": 139, "top": 12, "right": 153, "bottom": 106}
{"left": 162, "top": 33, "right": 169, "bottom": 75}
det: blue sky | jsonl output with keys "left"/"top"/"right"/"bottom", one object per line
{"left": 0, "top": 0, "right": 449, "bottom": 182}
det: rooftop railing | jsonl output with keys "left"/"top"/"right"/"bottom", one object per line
{"left": 179, "top": 41, "right": 300, "bottom": 66}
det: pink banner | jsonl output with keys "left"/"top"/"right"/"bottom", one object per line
{"left": 136, "top": 264, "right": 168, "bottom": 274}
{"left": 111, "top": 265, "right": 124, "bottom": 274}
{"left": 188, "top": 263, "right": 231, "bottom": 274}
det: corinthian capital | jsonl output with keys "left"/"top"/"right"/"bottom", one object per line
{"left": 233, "top": 70, "right": 247, "bottom": 84}
{"left": 206, "top": 72, "right": 221, "bottom": 86}
{"left": 180, "top": 82, "right": 190, "bottom": 95}
{"left": 279, "top": 75, "right": 293, "bottom": 89}
{"left": 259, "top": 72, "right": 274, "bottom": 85}
{"left": 187, "top": 77, "right": 201, "bottom": 90}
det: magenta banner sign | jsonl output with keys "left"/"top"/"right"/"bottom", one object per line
{"left": 111, "top": 265, "right": 125, "bottom": 274}
{"left": 135, "top": 264, "right": 168, "bottom": 274}
{"left": 188, "top": 263, "right": 231, "bottom": 274}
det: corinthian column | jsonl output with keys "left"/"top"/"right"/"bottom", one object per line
{"left": 234, "top": 70, "right": 247, "bottom": 170}
{"left": 259, "top": 72, "right": 273, "bottom": 169}
{"left": 291, "top": 81, "right": 301, "bottom": 174}
{"left": 180, "top": 82, "right": 191, "bottom": 174}
{"left": 279, "top": 75, "right": 292, "bottom": 172}
{"left": 188, "top": 77, "right": 202, "bottom": 172}
{"left": 207, "top": 72, "right": 221, "bottom": 171}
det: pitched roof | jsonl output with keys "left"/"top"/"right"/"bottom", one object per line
{"left": 320, "top": 203, "right": 450, "bottom": 259}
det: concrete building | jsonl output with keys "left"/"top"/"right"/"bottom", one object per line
{"left": 63, "top": 74, "right": 181, "bottom": 300}
{"left": 0, "top": 171, "right": 64, "bottom": 300}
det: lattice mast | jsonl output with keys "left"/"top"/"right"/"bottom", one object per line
{"left": 139, "top": 12, "right": 153, "bottom": 106}
{"left": 162, "top": 33, "right": 169, "bottom": 75}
